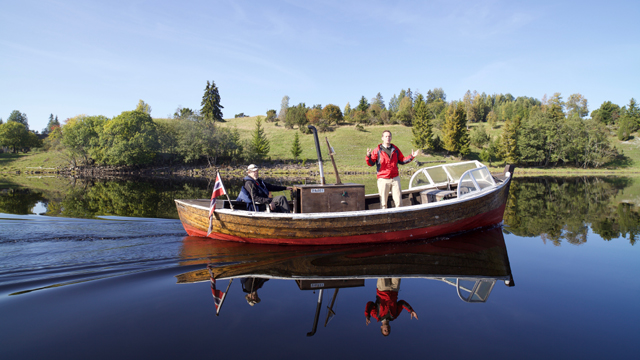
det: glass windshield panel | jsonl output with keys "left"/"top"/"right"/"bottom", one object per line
{"left": 425, "top": 166, "right": 449, "bottom": 184}
{"left": 445, "top": 162, "right": 479, "bottom": 182}
{"left": 410, "top": 170, "right": 431, "bottom": 187}
{"left": 458, "top": 173, "right": 478, "bottom": 197}
{"left": 473, "top": 280, "right": 495, "bottom": 301}
{"left": 470, "top": 168, "right": 495, "bottom": 189}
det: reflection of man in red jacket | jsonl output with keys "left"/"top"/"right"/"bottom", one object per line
{"left": 365, "top": 278, "right": 418, "bottom": 336}
{"left": 366, "top": 130, "right": 418, "bottom": 209}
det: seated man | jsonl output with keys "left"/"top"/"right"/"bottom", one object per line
{"left": 236, "top": 164, "right": 292, "bottom": 212}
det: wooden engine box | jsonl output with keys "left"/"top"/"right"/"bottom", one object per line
{"left": 293, "top": 183, "right": 365, "bottom": 213}
{"left": 420, "top": 189, "right": 456, "bottom": 203}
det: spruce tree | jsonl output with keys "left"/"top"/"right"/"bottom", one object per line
{"left": 499, "top": 117, "right": 519, "bottom": 164}
{"left": 442, "top": 102, "right": 468, "bottom": 155}
{"left": 412, "top": 94, "right": 433, "bottom": 150}
{"left": 356, "top": 96, "right": 369, "bottom": 112}
{"left": 290, "top": 131, "right": 302, "bottom": 160}
{"left": 201, "top": 80, "right": 224, "bottom": 122}
{"left": 250, "top": 117, "right": 270, "bottom": 161}
{"left": 231, "top": 127, "right": 243, "bottom": 162}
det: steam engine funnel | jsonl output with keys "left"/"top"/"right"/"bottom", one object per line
{"left": 307, "top": 125, "right": 325, "bottom": 185}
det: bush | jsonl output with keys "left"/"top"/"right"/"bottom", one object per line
{"left": 470, "top": 125, "right": 490, "bottom": 148}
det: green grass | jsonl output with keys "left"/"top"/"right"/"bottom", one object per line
{"left": 218, "top": 116, "right": 451, "bottom": 170}
{"left": 0, "top": 150, "right": 68, "bottom": 173}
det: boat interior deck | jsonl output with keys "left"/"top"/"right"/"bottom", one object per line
{"left": 208, "top": 171, "right": 508, "bottom": 213}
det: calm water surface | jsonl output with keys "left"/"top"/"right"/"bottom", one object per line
{"left": 1, "top": 175, "right": 639, "bottom": 359}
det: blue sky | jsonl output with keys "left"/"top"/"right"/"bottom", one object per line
{"left": 1, "top": 0, "right": 639, "bottom": 132}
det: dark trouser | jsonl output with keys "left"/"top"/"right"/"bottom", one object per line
{"left": 271, "top": 195, "right": 291, "bottom": 213}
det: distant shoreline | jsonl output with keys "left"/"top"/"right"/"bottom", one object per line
{"left": 4, "top": 161, "right": 640, "bottom": 179}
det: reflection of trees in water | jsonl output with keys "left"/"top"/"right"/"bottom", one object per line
{"left": 1, "top": 176, "right": 298, "bottom": 219}
{"left": 505, "top": 177, "right": 638, "bottom": 245}
{"left": 0, "top": 188, "right": 45, "bottom": 214}
{"left": 45, "top": 179, "right": 214, "bottom": 219}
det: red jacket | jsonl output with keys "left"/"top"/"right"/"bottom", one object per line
{"left": 365, "top": 289, "right": 414, "bottom": 322}
{"left": 365, "top": 144, "right": 414, "bottom": 179}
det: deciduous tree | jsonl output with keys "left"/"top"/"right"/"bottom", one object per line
{"left": 322, "top": 104, "right": 343, "bottom": 125}
{"left": 470, "top": 124, "right": 490, "bottom": 149}
{"left": 62, "top": 115, "right": 107, "bottom": 165}
{"left": 395, "top": 96, "right": 413, "bottom": 126}
{"left": 285, "top": 103, "right": 309, "bottom": 132}
{"left": 306, "top": 107, "right": 323, "bottom": 125}
{"left": 265, "top": 109, "right": 277, "bottom": 122}
{"left": 7, "top": 110, "right": 28, "bottom": 129}
{"left": 278, "top": 96, "right": 289, "bottom": 122}
{"left": 566, "top": 93, "right": 589, "bottom": 118}
{"left": 0, "top": 121, "right": 31, "bottom": 152}
{"left": 135, "top": 100, "right": 152, "bottom": 115}
{"left": 99, "top": 110, "right": 159, "bottom": 166}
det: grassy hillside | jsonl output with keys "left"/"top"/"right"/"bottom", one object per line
{"left": 2, "top": 115, "right": 638, "bottom": 175}
{"left": 217, "top": 116, "right": 451, "bottom": 169}
{"left": 0, "top": 149, "right": 68, "bottom": 173}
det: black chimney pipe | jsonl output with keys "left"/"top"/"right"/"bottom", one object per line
{"left": 307, "top": 125, "right": 325, "bottom": 185}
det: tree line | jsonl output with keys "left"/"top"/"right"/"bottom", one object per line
{"left": 2, "top": 81, "right": 272, "bottom": 167}
{"left": 2, "top": 79, "right": 637, "bottom": 169}
{"left": 271, "top": 89, "right": 637, "bottom": 168}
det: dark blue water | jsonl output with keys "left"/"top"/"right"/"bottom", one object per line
{"left": 1, "top": 176, "right": 639, "bottom": 359}
{"left": 1, "top": 215, "right": 638, "bottom": 359}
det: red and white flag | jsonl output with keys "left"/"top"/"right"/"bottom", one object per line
{"left": 210, "top": 277, "right": 225, "bottom": 312}
{"left": 208, "top": 266, "right": 232, "bottom": 316}
{"left": 209, "top": 172, "right": 227, "bottom": 217}
{"left": 208, "top": 172, "right": 227, "bottom": 235}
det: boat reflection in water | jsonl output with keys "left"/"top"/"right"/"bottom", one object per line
{"left": 176, "top": 226, "right": 514, "bottom": 336}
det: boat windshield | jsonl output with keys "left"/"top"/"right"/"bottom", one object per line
{"left": 457, "top": 167, "right": 496, "bottom": 198}
{"left": 409, "top": 161, "right": 485, "bottom": 189}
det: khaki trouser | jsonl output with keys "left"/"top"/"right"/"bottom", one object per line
{"left": 377, "top": 176, "right": 402, "bottom": 209}
{"left": 377, "top": 278, "right": 401, "bottom": 292}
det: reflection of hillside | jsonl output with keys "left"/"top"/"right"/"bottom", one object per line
{"left": 505, "top": 177, "right": 639, "bottom": 245}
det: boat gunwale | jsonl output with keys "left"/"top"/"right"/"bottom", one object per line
{"left": 182, "top": 273, "right": 511, "bottom": 283}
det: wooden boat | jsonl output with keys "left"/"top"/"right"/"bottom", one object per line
{"left": 175, "top": 160, "right": 515, "bottom": 245}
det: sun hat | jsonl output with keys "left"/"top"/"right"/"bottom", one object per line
{"left": 247, "top": 164, "right": 259, "bottom": 172}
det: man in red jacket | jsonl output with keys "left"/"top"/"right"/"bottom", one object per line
{"left": 365, "top": 278, "right": 418, "bottom": 336}
{"left": 366, "top": 130, "right": 419, "bottom": 209}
